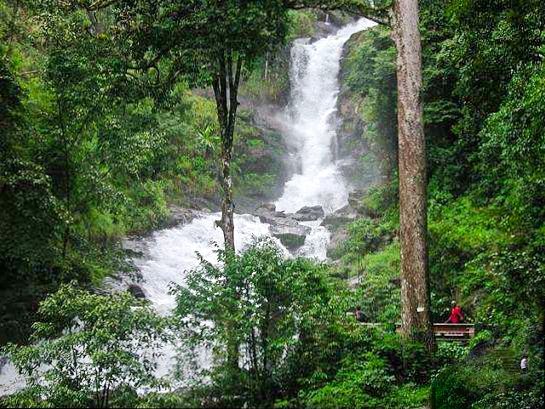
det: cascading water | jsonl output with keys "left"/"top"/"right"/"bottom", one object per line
{"left": 133, "top": 18, "right": 375, "bottom": 313}
{"left": 0, "top": 18, "right": 374, "bottom": 395}
{"left": 276, "top": 18, "right": 375, "bottom": 214}
{"left": 275, "top": 18, "right": 376, "bottom": 259}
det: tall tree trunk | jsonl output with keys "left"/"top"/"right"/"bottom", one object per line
{"left": 391, "top": 0, "right": 434, "bottom": 352}
{"left": 219, "top": 142, "right": 235, "bottom": 251}
{"left": 212, "top": 53, "right": 241, "bottom": 252}
{"left": 213, "top": 52, "right": 243, "bottom": 370}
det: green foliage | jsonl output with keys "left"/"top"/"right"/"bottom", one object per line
{"left": 355, "top": 243, "right": 401, "bottom": 323}
{"left": 232, "top": 112, "right": 287, "bottom": 202}
{"left": 113, "top": 0, "right": 290, "bottom": 83}
{"left": 1, "top": 0, "right": 545, "bottom": 407}
{"left": 302, "top": 353, "right": 396, "bottom": 409}
{"left": 173, "top": 238, "right": 348, "bottom": 407}
{"left": 338, "top": 1, "right": 545, "bottom": 406}
{"left": 432, "top": 346, "right": 544, "bottom": 409}
{"left": 2, "top": 0, "right": 281, "bottom": 342}
{"left": 286, "top": 9, "right": 318, "bottom": 40}
{"left": 171, "top": 240, "right": 434, "bottom": 408}
{"left": 344, "top": 26, "right": 397, "bottom": 177}
{"left": 300, "top": 331, "right": 432, "bottom": 409}
{"left": 342, "top": 218, "right": 391, "bottom": 262}
{"left": 3, "top": 283, "right": 168, "bottom": 408}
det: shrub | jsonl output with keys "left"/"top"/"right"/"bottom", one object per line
{"left": 3, "top": 284, "right": 168, "bottom": 408}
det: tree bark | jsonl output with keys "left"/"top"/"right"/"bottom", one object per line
{"left": 212, "top": 52, "right": 241, "bottom": 252}
{"left": 212, "top": 52, "right": 243, "bottom": 371}
{"left": 391, "top": 0, "right": 434, "bottom": 352}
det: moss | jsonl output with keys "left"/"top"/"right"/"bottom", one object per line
{"left": 275, "top": 233, "right": 306, "bottom": 249}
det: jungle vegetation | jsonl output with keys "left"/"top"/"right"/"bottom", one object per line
{"left": 1, "top": 0, "right": 544, "bottom": 408}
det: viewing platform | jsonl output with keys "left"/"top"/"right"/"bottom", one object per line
{"left": 355, "top": 320, "right": 476, "bottom": 342}
{"left": 428, "top": 323, "right": 475, "bottom": 341}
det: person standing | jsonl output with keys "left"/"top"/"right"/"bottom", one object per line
{"left": 446, "top": 301, "right": 465, "bottom": 323}
{"left": 520, "top": 355, "right": 528, "bottom": 372}
{"left": 354, "top": 306, "right": 366, "bottom": 323}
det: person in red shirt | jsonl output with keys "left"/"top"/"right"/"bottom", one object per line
{"left": 446, "top": 301, "right": 464, "bottom": 323}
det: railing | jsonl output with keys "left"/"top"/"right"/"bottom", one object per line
{"left": 351, "top": 316, "right": 476, "bottom": 342}
{"left": 393, "top": 323, "right": 475, "bottom": 341}
{"left": 430, "top": 323, "right": 475, "bottom": 341}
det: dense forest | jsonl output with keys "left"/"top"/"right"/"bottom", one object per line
{"left": 1, "top": 0, "right": 544, "bottom": 408}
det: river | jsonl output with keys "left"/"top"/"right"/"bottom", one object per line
{"left": 0, "top": 17, "right": 375, "bottom": 395}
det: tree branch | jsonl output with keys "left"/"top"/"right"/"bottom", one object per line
{"left": 284, "top": 0, "right": 392, "bottom": 26}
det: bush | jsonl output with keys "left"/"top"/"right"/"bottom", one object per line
{"left": 301, "top": 348, "right": 429, "bottom": 409}
{"left": 354, "top": 243, "right": 401, "bottom": 323}
{"left": 172, "top": 238, "right": 349, "bottom": 408}
{"left": 3, "top": 284, "right": 168, "bottom": 408}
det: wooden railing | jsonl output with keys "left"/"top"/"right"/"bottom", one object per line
{"left": 393, "top": 323, "right": 475, "bottom": 341}
{"left": 430, "top": 323, "right": 475, "bottom": 341}
{"left": 353, "top": 318, "right": 476, "bottom": 342}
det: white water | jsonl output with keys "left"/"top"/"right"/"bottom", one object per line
{"left": 0, "top": 18, "right": 374, "bottom": 395}
{"left": 276, "top": 18, "right": 375, "bottom": 213}
{"left": 130, "top": 213, "right": 275, "bottom": 313}
{"left": 133, "top": 18, "right": 375, "bottom": 313}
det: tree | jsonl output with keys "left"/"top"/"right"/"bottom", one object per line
{"left": 391, "top": 0, "right": 434, "bottom": 350}
{"left": 0, "top": 0, "right": 182, "bottom": 343}
{"left": 3, "top": 284, "right": 168, "bottom": 408}
{"left": 110, "top": 0, "right": 291, "bottom": 251}
{"left": 289, "top": 0, "right": 433, "bottom": 349}
{"left": 172, "top": 239, "right": 344, "bottom": 407}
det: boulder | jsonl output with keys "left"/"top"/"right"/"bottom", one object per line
{"left": 292, "top": 205, "right": 325, "bottom": 221}
{"left": 257, "top": 203, "right": 276, "bottom": 212}
{"left": 321, "top": 204, "right": 358, "bottom": 229}
{"left": 254, "top": 203, "right": 279, "bottom": 224}
{"left": 254, "top": 203, "right": 312, "bottom": 250}
{"left": 165, "top": 205, "right": 199, "bottom": 228}
{"left": 270, "top": 222, "right": 310, "bottom": 250}
{"left": 255, "top": 203, "right": 291, "bottom": 223}
{"left": 127, "top": 284, "right": 146, "bottom": 299}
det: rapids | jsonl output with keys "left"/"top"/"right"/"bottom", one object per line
{"left": 0, "top": 17, "right": 375, "bottom": 395}
{"left": 133, "top": 18, "right": 375, "bottom": 313}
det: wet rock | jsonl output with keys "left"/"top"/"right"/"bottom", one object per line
{"left": 321, "top": 204, "right": 358, "bottom": 229}
{"left": 292, "top": 205, "right": 325, "bottom": 221}
{"left": 99, "top": 276, "right": 125, "bottom": 294}
{"left": 254, "top": 204, "right": 280, "bottom": 225}
{"left": 259, "top": 203, "right": 277, "bottom": 212}
{"left": 254, "top": 203, "right": 312, "bottom": 250}
{"left": 187, "top": 196, "right": 219, "bottom": 212}
{"left": 124, "top": 247, "right": 144, "bottom": 258}
{"left": 165, "top": 205, "right": 199, "bottom": 228}
{"left": 254, "top": 204, "right": 289, "bottom": 224}
{"left": 127, "top": 284, "right": 146, "bottom": 299}
{"left": 0, "top": 355, "right": 8, "bottom": 374}
{"left": 270, "top": 221, "right": 311, "bottom": 250}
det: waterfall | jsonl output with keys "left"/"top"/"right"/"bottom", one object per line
{"left": 131, "top": 18, "right": 375, "bottom": 313}
{"left": 128, "top": 18, "right": 375, "bottom": 381}
{"left": 275, "top": 18, "right": 375, "bottom": 214}
{"left": 0, "top": 18, "right": 374, "bottom": 396}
